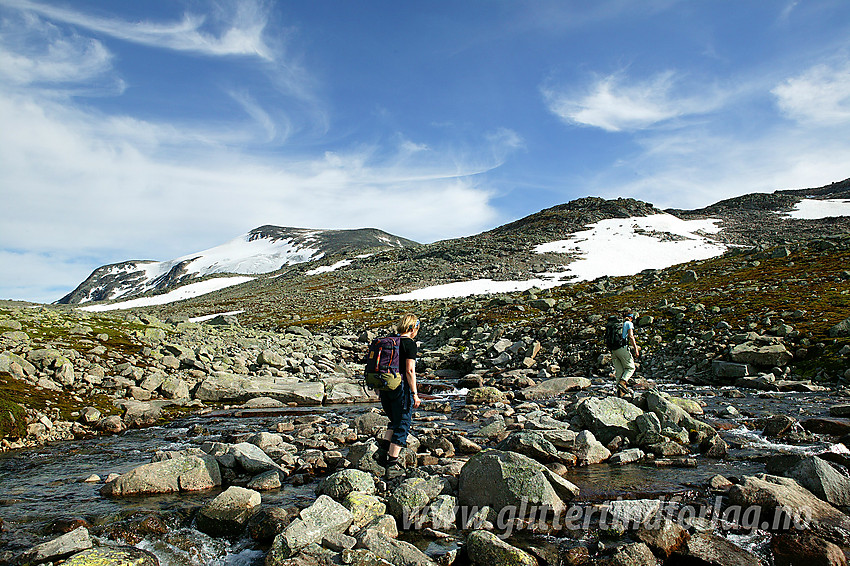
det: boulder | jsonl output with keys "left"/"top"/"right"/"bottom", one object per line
{"left": 386, "top": 478, "right": 433, "bottom": 524}
{"left": 465, "top": 530, "right": 536, "bottom": 566}
{"left": 730, "top": 342, "right": 793, "bottom": 367}
{"left": 495, "top": 431, "right": 563, "bottom": 464}
{"left": 576, "top": 397, "right": 643, "bottom": 444}
{"left": 728, "top": 474, "right": 850, "bottom": 530}
{"left": 101, "top": 454, "right": 221, "bottom": 496}
{"left": 597, "top": 542, "right": 657, "bottom": 566}
{"left": 458, "top": 449, "right": 578, "bottom": 516}
{"left": 712, "top": 360, "right": 753, "bottom": 378}
{"left": 829, "top": 317, "right": 850, "bottom": 338}
{"left": 342, "top": 492, "right": 387, "bottom": 531}
{"left": 677, "top": 532, "right": 760, "bottom": 566}
{"left": 325, "top": 382, "right": 377, "bottom": 404}
{"left": 466, "top": 387, "right": 507, "bottom": 405}
{"left": 785, "top": 456, "right": 850, "bottom": 507}
{"left": 356, "top": 531, "right": 436, "bottom": 566}
{"left": 122, "top": 401, "right": 162, "bottom": 428}
{"left": 268, "top": 495, "right": 354, "bottom": 559}
{"left": 573, "top": 430, "right": 611, "bottom": 466}
{"left": 160, "top": 376, "right": 190, "bottom": 399}
{"left": 19, "top": 526, "right": 92, "bottom": 564}
{"left": 635, "top": 516, "right": 689, "bottom": 558}
{"left": 772, "top": 531, "right": 848, "bottom": 566}
{"left": 317, "top": 469, "right": 376, "bottom": 501}
{"left": 62, "top": 546, "right": 158, "bottom": 566}
{"left": 228, "top": 442, "right": 281, "bottom": 474}
{"left": 258, "top": 349, "right": 288, "bottom": 367}
{"left": 247, "top": 470, "right": 283, "bottom": 491}
{"left": 196, "top": 486, "right": 262, "bottom": 536}
{"left": 518, "top": 377, "right": 591, "bottom": 401}
{"left": 645, "top": 390, "right": 714, "bottom": 436}
{"left": 194, "top": 374, "right": 325, "bottom": 405}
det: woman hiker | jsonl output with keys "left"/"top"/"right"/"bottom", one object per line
{"left": 374, "top": 313, "right": 421, "bottom": 479}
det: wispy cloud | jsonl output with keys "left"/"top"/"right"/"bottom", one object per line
{"left": 0, "top": 0, "right": 274, "bottom": 60}
{"left": 542, "top": 71, "right": 724, "bottom": 132}
{"left": 772, "top": 59, "right": 850, "bottom": 124}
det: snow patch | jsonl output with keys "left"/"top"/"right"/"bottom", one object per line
{"left": 79, "top": 277, "right": 253, "bottom": 312}
{"left": 306, "top": 259, "right": 353, "bottom": 275}
{"left": 188, "top": 310, "right": 245, "bottom": 323}
{"left": 784, "top": 198, "right": 850, "bottom": 220}
{"left": 381, "top": 214, "right": 726, "bottom": 301}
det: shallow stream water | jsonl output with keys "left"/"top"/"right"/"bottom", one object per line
{"left": 0, "top": 383, "right": 841, "bottom": 564}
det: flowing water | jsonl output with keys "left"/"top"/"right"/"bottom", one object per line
{"left": 0, "top": 384, "right": 841, "bottom": 564}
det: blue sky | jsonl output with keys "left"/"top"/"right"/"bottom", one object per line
{"left": 1, "top": 0, "right": 850, "bottom": 302}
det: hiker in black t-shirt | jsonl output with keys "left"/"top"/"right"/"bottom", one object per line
{"left": 374, "top": 313, "right": 420, "bottom": 479}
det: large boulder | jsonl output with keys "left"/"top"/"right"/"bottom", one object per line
{"left": 465, "top": 530, "right": 536, "bottom": 566}
{"left": 458, "top": 450, "right": 578, "bottom": 516}
{"left": 829, "top": 317, "right": 850, "bottom": 338}
{"left": 576, "top": 397, "right": 643, "bottom": 444}
{"left": 495, "top": 431, "right": 563, "bottom": 464}
{"left": 194, "top": 373, "right": 325, "bottom": 405}
{"left": 676, "top": 532, "right": 761, "bottom": 566}
{"left": 730, "top": 342, "right": 793, "bottom": 367}
{"left": 317, "top": 469, "right": 376, "bottom": 501}
{"left": 101, "top": 454, "right": 221, "bottom": 496}
{"left": 518, "top": 377, "right": 591, "bottom": 401}
{"left": 19, "top": 527, "right": 92, "bottom": 564}
{"left": 645, "top": 391, "right": 715, "bottom": 436}
{"left": 196, "top": 486, "right": 262, "bottom": 536}
{"left": 785, "top": 456, "right": 850, "bottom": 507}
{"left": 466, "top": 387, "right": 507, "bottom": 405}
{"left": 728, "top": 474, "right": 850, "bottom": 530}
{"left": 227, "top": 442, "right": 282, "bottom": 474}
{"left": 355, "top": 530, "right": 437, "bottom": 566}
{"left": 324, "top": 381, "right": 377, "bottom": 404}
{"left": 572, "top": 430, "right": 611, "bottom": 466}
{"left": 268, "top": 495, "right": 353, "bottom": 559}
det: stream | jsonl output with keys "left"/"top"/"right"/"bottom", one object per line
{"left": 0, "top": 383, "right": 841, "bottom": 564}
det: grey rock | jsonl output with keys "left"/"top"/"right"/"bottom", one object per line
{"left": 518, "top": 377, "right": 591, "bottom": 401}
{"left": 785, "top": 456, "right": 850, "bottom": 507}
{"left": 317, "top": 469, "right": 376, "bottom": 501}
{"left": 195, "top": 374, "right": 324, "bottom": 405}
{"left": 62, "top": 546, "right": 158, "bottom": 566}
{"left": 458, "top": 449, "right": 578, "bottom": 516}
{"left": 730, "top": 342, "right": 793, "bottom": 367}
{"left": 573, "top": 430, "right": 611, "bottom": 465}
{"left": 101, "top": 454, "right": 221, "bottom": 496}
{"left": 356, "top": 530, "right": 437, "bottom": 566}
{"left": 196, "top": 486, "right": 262, "bottom": 536}
{"left": 678, "top": 532, "right": 760, "bottom": 566}
{"left": 228, "top": 442, "right": 281, "bottom": 474}
{"left": 269, "top": 495, "right": 354, "bottom": 559}
{"left": 20, "top": 526, "right": 92, "bottom": 564}
{"left": 576, "top": 396, "right": 643, "bottom": 444}
{"left": 247, "top": 470, "right": 283, "bottom": 491}
{"left": 597, "top": 542, "right": 657, "bottom": 566}
{"left": 465, "top": 530, "right": 536, "bottom": 566}
{"left": 496, "top": 431, "right": 562, "bottom": 464}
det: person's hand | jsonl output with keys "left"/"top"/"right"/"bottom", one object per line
{"left": 412, "top": 393, "right": 421, "bottom": 408}
{"left": 635, "top": 345, "right": 642, "bottom": 358}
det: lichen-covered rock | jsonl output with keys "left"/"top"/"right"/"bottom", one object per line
{"left": 342, "top": 492, "right": 387, "bottom": 531}
{"left": 576, "top": 396, "right": 643, "bottom": 444}
{"left": 196, "top": 486, "right": 262, "bottom": 536}
{"left": 62, "top": 545, "right": 158, "bottom": 566}
{"left": 458, "top": 449, "right": 578, "bottom": 516}
{"left": 268, "top": 495, "right": 353, "bottom": 560}
{"left": 101, "top": 454, "right": 221, "bottom": 496}
{"left": 465, "top": 529, "right": 536, "bottom": 566}
{"left": 317, "top": 469, "right": 376, "bottom": 500}
{"left": 466, "top": 387, "right": 507, "bottom": 405}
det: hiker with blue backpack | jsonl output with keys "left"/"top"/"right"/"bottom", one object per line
{"left": 364, "top": 313, "right": 421, "bottom": 479}
{"left": 604, "top": 310, "right": 642, "bottom": 398}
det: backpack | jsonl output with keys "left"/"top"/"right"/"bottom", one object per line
{"left": 364, "top": 335, "right": 403, "bottom": 391}
{"left": 604, "top": 316, "right": 628, "bottom": 350}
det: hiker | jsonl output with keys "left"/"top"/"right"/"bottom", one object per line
{"left": 606, "top": 310, "right": 641, "bottom": 397}
{"left": 374, "top": 313, "right": 421, "bottom": 479}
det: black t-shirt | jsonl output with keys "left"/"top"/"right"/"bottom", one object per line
{"left": 399, "top": 337, "right": 417, "bottom": 379}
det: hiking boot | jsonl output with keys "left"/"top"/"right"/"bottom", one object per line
{"left": 616, "top": 381, "right": 632, "bottom": 398}
{"left": 372, "top": 439, "right": 390, "bottom": 467}
{"left": 384, "top": 458, "right": 404, "bottom": 480}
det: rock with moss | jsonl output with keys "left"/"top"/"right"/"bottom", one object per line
{"left": 465, "top": 530, "right": 536, "bottom": 566}
{"left": 466, "top": 387, "right": 507, "bottom": 405}
{"left": 101, "top": 453, "right": 221, "bottom": 496}
{"left": 576, "top": 396, "right": 643, "bottom": 444}
{"left": 268, "top": 495, "right": 353, "bottom": 559}
{"left": 458, "top": 449, "right": 578, "bottom": 516}
{"left": 196, "top": 486, "right": 262, "bottom": 536}
{"left": 342, "top": 492, "right": 387, "bottom": 531}
{"left": 317, "top": 469, "right": 376, "bottom": 500}
{"left": 62, "top": 545, "right": 158, "bottom": 566}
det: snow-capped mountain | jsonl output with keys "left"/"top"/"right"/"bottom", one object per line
{"left": 58, "top": 226, "right": 418, "bottom": 304}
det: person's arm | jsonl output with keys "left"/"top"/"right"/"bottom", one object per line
{"left": 628, "top": 326, "right": 641, "bottom": 357}
{"left": 407, "top": 358, "right": 420, "bottom": 408}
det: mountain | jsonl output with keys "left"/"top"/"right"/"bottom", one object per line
{"left": 57, "top": 226, "right": 419, "bottom": 304}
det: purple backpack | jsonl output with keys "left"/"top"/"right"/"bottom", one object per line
{"left": 364, "top": 335, "right": 403, "bottom": 391}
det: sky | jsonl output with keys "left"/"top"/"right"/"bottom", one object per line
{"left": 1, "top": 1, "right": 850, "bottom": 303}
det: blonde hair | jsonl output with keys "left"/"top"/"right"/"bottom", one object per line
{"left": 395, "top": 313, "right": 419, "bottom": 334}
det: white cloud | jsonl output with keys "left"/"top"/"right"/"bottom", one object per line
{"left": 773, "top": 60, "right": 850, "bottom": 124}
{"left": 543, "top": 71, "right": 723, "bottom": 132}
{"left": 1, "top": 0, "right": 274, "bottom": 60}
